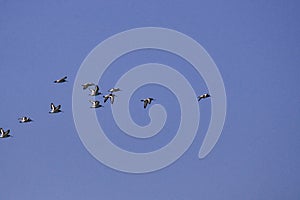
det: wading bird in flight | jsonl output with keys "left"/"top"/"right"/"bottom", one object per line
{"left": 0, "top": 128, "right": 11, "bottom": 138}
{"left": 18, "top": 116, "right": 32, "bottom": 123}
{"left": 103, "top": 93, "right": 116, "bottom": 104}
{"left": 49, "top": 103, "right": 62, "bottom": 114}
{"left": 54, "top": 76, "right": 67, "bottom": 83}
{"left": 141, "top": 98, "right": 154, "bottom": 109}
{"left": 197, "top": 93, "right": 210, "bottom": 101}
{"left": 89, "top": 85, "right": 101, "bottom": 96}
{"left": 82, "top": 83, "right": 95, "bottom": 90}
{"left": 89, "top": 100, "right": 103, "bottom": 108}
{"left": 108, "top": 88, "right": 121, "bottom": 94}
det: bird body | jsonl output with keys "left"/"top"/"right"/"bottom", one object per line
{"left": 82, "top": 83, "right": 95, "bottom": 90}
{"left": 18, "top": 116, "right": 32, "bottom": 123}
{"left": 89, "top": 85, "right": 101, "bottom": 96}
{"left": 54, "top": 76, "right": 67, "bottom": 83}
{"left": 198, "top": 93, "right": 210, "bottom": 101}
{"left": 89, "top": 100, "right": 103, "bottom": 108}
{"left": 49, "top": 103, "right": 62, "bottom": 113}
{"left": 141, "top": 98, "right": 154, "bottom": 109}
{"left": 0, "top": 128, "right": 10, "bottom": 138}
{"left": 103, "top": 93, "right": 116, "bottom": 104}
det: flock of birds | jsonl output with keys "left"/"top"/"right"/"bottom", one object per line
{"left": 0, "top": 76, "right": 210, "bottom": 139}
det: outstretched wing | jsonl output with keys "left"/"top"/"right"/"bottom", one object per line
{"left": 103, "top": 96, "right": 109, "bottom": 103}
{"left": 110, "top": 95, "right": 115, "bottom": 104}
{"left": 5, "top": 129, "right": 10, "bottom": 136}
{"left": 56, "top": 105, "right": 61, "bottom": 111}
{"left": 95, "top": 85, "right": 99, "bottom": 93}
{"left": 148, "top": 98, "right": 153, "bottom": 104}
{"left": 144, "top": 101, "right": 147, "bottom": 108}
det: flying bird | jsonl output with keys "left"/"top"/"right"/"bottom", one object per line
{"left": 49, "top": 103, "right": 62, "bottom": 113}
{"left": 108, "top": 88, "right": 121, "bottom": 94}
{"left": 82, "top": 83, "right": 95, "bottom": 90}
{"left": 0, "top": 128, "right": 11, "bottom": 138}
{"left": 89, "top": 100, "right": 103, "bottom": 108}
{"left": 18, "top": 116, "right": 32, "bottom": 123}
{"left": 54, "top": 76, "right": 67, "bottom": 83}
{"left": 103, "top": 93, "right": 116, "bottom": 104}
{"left": 89, "top": 85, "right": 101, "bottom": 96}
{"left": 141, "top": 98, "right": 154, "bottom": 109}
{"left": 198, "top": 93, "right": 210, "bottom": 101}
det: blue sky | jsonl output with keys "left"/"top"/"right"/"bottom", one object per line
{"left": 1, "top": 0, "right": 300, "bottom": 199}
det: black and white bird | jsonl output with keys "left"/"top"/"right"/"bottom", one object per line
{"left": 49, "top": 103, "right": 62, "bottom": 113}
{"left": 89, "top": 100, "right": 103, "bottom": 108}
{"left": 198, "top": 93, "right": 210, "bottom": 101}
{"left": 103, "top": 93, "right": 116, "bottom": 104}
{"left": 82, "top": 83, "right": 95, "bottom": 90}
{"left": 89, "top": 85, "right": 101, "bottom": 96}
{"left": 0, "top": 128, "right": 11, "bottom": 138}
{"left": 18, "top": 116, "right": 32, "bottom": 123}
{"left": 108, "top": 88, "right": 121, "bottom": 94}
{"left": 141, "top": 98, "right": 154, "bottom": 109}
{"left": 54, "top": 76, "right": 67, "bottom": 83}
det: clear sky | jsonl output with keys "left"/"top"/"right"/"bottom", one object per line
{"left": 1, "top": 0, "right": 300, "bottom": 199}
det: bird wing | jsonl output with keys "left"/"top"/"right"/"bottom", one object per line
{"left": 104, "top": 96, "right": 108, "bottom": 103}
{"left": 5, "top": 129, "right": 10, "bottom": 136}
{"left": 58, "top": 76, "right": 67, "bottom": 82}
{"left": 51, "top": 103, "right": 55, "bottom": 110}
{"left": 95, "top": 85, "right": 99, "bottom": 92}
{"left": 148, "top": 98, "right": 153, "bottom": 104}
{"left": 144, "top": 101, "right": 147, "bottom": 108}
{"left": 110, "top": 95, "right": 115, "bottom": 104}
{"left": 57, "top": 105, "right": 61, "bottom": 110}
